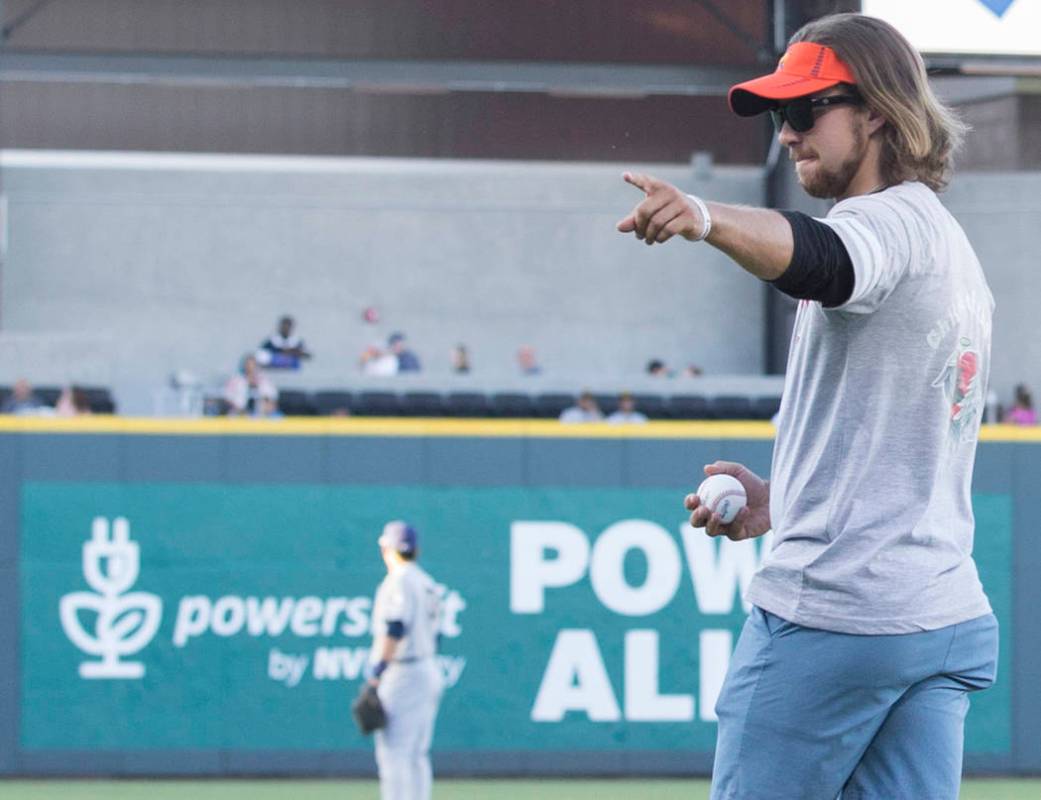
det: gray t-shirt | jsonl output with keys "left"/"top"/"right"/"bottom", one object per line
{"left": 747, "top": 181, "right": 994, "bottom": 634}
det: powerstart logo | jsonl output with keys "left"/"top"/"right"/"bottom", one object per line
{"left": 56, "top": 517, "right": 468, "bottom": 688}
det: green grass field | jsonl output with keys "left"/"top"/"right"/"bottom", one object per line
{"left": 2, "top": 779, "right": 1039, "bottom": 799}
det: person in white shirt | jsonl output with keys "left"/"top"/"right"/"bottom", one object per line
{"left": 222, "top": 354, "right": 278, "bottom": 416}
{"left": 606, "top": 392, "right": 648, "bottom": 424}
{"left": 367, "top": 521, "right": 444, "bottom": 800}
{"left": 558, "top": 391, "right": 603, "bottom": 423}
{"left": 360, "top": 344, "right": 399, "bottom": 376}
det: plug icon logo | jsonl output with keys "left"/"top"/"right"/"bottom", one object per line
{"left": 59, "top": 517, "right": 163, "bottom": 678}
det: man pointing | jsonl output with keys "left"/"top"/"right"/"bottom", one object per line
{"left": 619, "top": 13, "right": 997, "bottom": 800}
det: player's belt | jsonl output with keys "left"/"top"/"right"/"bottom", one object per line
{"left": 393, "top": 655, "right": 432, "bottom": 664}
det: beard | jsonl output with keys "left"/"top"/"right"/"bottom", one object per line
{"left": 797, "top": 121, "right": 868, "bottom": 199}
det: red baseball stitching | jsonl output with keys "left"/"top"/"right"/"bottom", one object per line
{"left": 709, "top": 489, "right": 746, "bottom": 513}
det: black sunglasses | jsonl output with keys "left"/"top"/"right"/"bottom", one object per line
{"left": 769, "top": 94, "right": 863, "bottom": 133}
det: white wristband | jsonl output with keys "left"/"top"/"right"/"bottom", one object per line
{"left": 685, "top": 194, "right": 712, "bottom": 242}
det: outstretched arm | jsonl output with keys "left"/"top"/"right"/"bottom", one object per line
{"left": 616, "top": 172, "right": 794, "bottom": 281}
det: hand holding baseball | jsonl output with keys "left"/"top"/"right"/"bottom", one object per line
{"left": 616, "top": 172, "right": 707, "bottom": 245}
{"left": 685, "top": 461, "right": 771, "bottom": 541}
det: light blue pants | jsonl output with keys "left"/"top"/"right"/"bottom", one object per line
{"left": 710, "top": 607, "right": 998, "bottom": 800}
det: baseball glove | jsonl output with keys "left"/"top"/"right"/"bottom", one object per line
{"left": 352, "top": 683, "right": 387, "bottom": 735}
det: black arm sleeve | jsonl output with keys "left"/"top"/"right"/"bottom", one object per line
{"left": 770, "top": 211, "right": 855, "bottom": 308}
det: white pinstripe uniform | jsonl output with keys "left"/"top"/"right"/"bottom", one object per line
{"left": 370, "top": 524, "right": 444, "bottom": 800}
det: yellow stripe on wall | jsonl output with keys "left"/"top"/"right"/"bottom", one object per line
{"left": 0, "top": 415, "right": 1038, "bottom": 442}
{"left": 0, "top": 415, "right": 775, "bottom": 439}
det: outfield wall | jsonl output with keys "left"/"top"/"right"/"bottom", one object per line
{"left": 1, "top": 417, "right": 1039, "bottom": 776}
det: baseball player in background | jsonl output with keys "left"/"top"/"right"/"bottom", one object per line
{"left": 367, "top": 520, "right": 444, "bottom": 800}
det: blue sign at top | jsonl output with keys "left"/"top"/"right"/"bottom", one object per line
{"left": 978, "top": 0, "right": 1015, "bottom": 17}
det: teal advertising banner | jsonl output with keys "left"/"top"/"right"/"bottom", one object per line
{"left": 20, "top": 480, "right": 1013, "bottom": 756}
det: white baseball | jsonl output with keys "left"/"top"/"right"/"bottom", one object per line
{"left": 696, "top": 474, "right": 747, "bottom": 524}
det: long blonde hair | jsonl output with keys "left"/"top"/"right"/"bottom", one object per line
{"left": 791, "top": 13, "right": 967, "bottom": 191}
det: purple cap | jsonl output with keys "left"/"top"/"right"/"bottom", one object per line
{"left": 378, "top": 520, "right": 418, "bottom": 554}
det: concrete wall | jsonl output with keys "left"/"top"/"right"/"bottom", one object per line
{"left": 0, "top": 151, "right": 767, "bottom": 412}
{"left": 943, "top": 172, "right": 1041, "bottom": 412}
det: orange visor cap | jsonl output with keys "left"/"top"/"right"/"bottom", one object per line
{"left": 728, "top": 42, "right": 858, "bottom": 117}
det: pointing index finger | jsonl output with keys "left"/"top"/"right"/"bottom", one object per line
{"left": 623, "top": 171, "right": 659, "bottom": 195}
